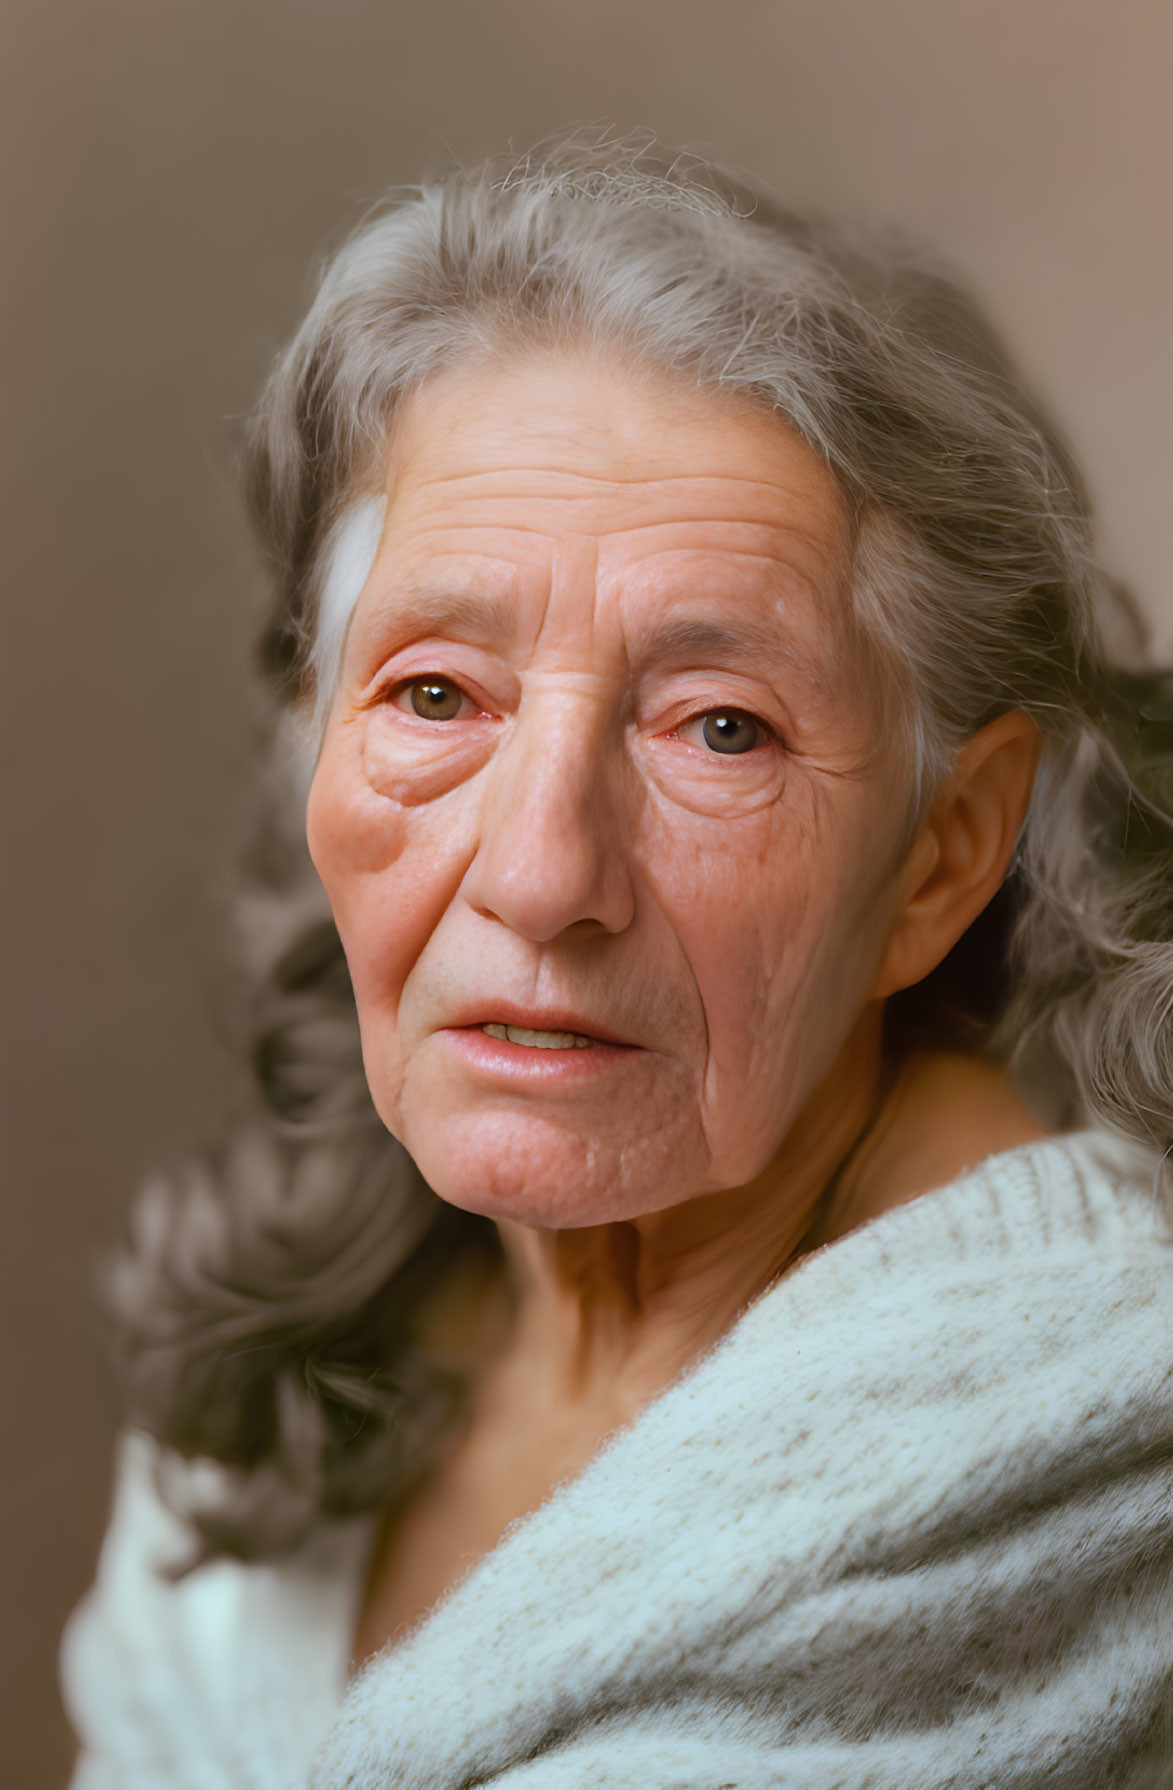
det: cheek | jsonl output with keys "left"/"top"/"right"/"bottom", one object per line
{"left": 644, "top": 789, "right": 892, "bottom": 1157}
{"left": 306, "top": 738, "right": 473, "bottom": 1085}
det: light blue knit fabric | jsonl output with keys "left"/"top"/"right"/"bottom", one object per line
{"left": 62, "top": 1132, "right": 1173, "bottom": 1789}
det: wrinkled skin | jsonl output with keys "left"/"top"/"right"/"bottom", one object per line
{"left": 310, "top": 348, "right": 1045, "bottom": 1664}
{"left": 307, "top": 350, "right": 926, "bottom": 1234}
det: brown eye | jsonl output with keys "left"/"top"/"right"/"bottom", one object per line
{"left": 405, "top": 679, "right": 464, "bottom": 720}
{"left": 700, "top": 710, "right": 761, "bottom": 754}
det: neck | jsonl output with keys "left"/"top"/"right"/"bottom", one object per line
{"left": 489, "top": 1006, "right": 892, "bottom": 1423}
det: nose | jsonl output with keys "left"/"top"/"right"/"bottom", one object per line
{"left": 460, "top": 693, "right": 636, "bottom": 942}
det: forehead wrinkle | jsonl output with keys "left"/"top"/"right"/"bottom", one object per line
{"left": 395, "top": 469, "right": 845, "bottom": 536}
{"left": 544, "top": 528, "right": 601, "bottom": 655}
{"left": 409, "top": 492, "right": 835, "bottom": 538}
{"left": 614, "top": 544, "right": 851, "bottom": 678}
{"left": 615, "top": 540, "right": 837, "bottom": 601}
{"left": 415, "top": 466, "right": 823, "bottom": 496}
{"left": 390, "top": 511, "right": 571, "bottom": 542}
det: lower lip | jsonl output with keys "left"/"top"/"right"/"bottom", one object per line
{"left": 441, "top": 1026, "right": 639, "bottom": 1082}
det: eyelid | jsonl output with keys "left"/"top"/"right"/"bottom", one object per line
{"left": 355, "top": 633, "right": 499, "bottom": 703}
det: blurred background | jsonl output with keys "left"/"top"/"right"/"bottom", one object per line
{"left": 3, "top": 0, "right": 1170, "bottom": 1780}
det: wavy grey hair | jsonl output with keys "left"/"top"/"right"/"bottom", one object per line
{"left": 109, "top": 131, "right": 1173, "bottom": 1562}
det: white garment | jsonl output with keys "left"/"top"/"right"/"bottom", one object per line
{"left": 61, "top": 1132, "right": 1173, "bottom": 1788}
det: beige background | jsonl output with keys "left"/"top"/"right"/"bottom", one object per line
{"left": 3, "top": 1, "right": 1170, "bottom": 1781}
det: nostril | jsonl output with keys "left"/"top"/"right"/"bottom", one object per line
{"left": 461, "top": 830, "right": 635, "bottom": 941}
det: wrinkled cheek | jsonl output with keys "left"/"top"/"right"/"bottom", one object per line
{"left": 699, "top": 910, "right": 828, "bottom": 1167}
{"left": 306, "top": 748, "right": 472, "bottom": 1054}
{"left": 714, "top": 863, "right": 888, "bottom": 1142}
{"left": 638, "top": 792, "right": 875, "bottom": 1172}
{"left": 307, "top": 749, "right": 413, "bottom": 882}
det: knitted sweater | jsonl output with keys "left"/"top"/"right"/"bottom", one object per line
{"left": 61, "top": 1132, "right": 1173, "bottom": 1788}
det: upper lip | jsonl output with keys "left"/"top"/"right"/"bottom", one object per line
{"left": 444, "top": 999, "right": 636, "bottom": 1047}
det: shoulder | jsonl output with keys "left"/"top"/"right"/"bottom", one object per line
{"left": 60, "top": 1433, "right": 218, "bottom": 1785}
{"left": 745, "top": 1128, "right": 1173, "bottom": 1449}
{"left": 933, "top": 1125, "right": 1173, "bottom": 1264}
{"left": 311, "top": 1130, "right": 1173, "bottom": 1790}
{"left": 60, "top": 1433, "right": 371, "bottom": 1790}
{"left": 834, "top": 1123, "right": 1173, "bottom": 1280}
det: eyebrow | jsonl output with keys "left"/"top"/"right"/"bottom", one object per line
{"left": 356, "top": 586, "right": 821, "bottom": 682}
{"left": 636, "top": 614, "right": 806, "bottom": 670}
{"left": 357, "top": 585, "right": 519, "bottom": 646}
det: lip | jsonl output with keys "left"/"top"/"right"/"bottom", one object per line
{"left": 441, "top": 999, "right": 637, "bottom": 1049}
{"left": 441, "top": 1025, "right": 636, "bottom": 1084}
{"left": 436, "top": 1000, "right": 643, "bottom": 1087}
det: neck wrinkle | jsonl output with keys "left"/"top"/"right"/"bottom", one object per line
{"left": 491, "top": 1004, "right": 891, "bottom": 1410}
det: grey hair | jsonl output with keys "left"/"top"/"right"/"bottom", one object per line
{"left": 109, "top": 130, "right": 1173, "bottom": 1561}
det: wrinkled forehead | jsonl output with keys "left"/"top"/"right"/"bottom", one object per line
{"left": 308, "top": 349, "right": 860, "bottom": 722}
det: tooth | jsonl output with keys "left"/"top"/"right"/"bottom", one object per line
{"left": 509, "top": 1026, "right": 574, "bottom": 1049}
{"left": 480, "top": 1023, "right": 596, "bottom": 1049}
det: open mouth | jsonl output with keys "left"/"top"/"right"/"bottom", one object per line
{"left": 444, "top": 1013, "right": 637, "bottom": 1078}
{"left": 479, "top": 1023, "right": 600, "bottom": 1050}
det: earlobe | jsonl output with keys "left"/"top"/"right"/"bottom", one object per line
{"left": 872, "top": 711, "right": 1041, "bottom": 1001}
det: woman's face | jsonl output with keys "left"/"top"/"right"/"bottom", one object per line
{"left": 308, "top": 349, "right": 914, "bottom": 1226}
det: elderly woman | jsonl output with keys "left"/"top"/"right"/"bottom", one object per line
{"left": 62, "top": 138, "right": 1173, "bottom": 1788}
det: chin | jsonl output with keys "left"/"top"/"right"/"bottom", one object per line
{"left": 398, "top": 1106, "right": 685, "bottom": 1230}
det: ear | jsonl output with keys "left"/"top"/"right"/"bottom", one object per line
{"left": 872, "top": 710, "right": 1042, "bottom": 1001}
